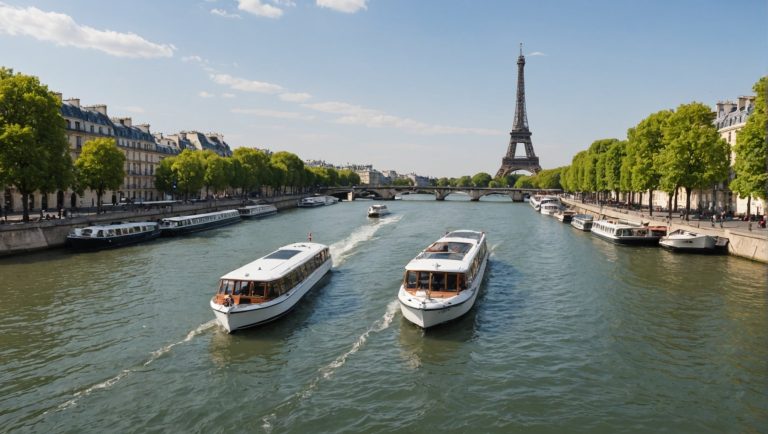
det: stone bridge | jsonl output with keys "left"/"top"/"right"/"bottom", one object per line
{"left": 323, "top": 186, "right": 561, "bottom": 202}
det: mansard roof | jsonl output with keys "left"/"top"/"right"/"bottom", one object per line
{"left": 60, "top": 103, "right": 113, "bottom": 127}
{"left": 113, "top": 122, "right": 154, "bottom": 142}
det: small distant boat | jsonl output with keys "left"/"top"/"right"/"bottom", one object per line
{"left": 659, "top": 229, "right": 729, "bottom": 254}
{"left": 571, "top": 214, "right": 593, "bottom": 231}
{"left": 591, "top": 219, "right": 665, "bottom": 246}
{"left": 66, "top": 221, "right": 160, "bottom": 250}
{"left": 555, "top": 210, "right": 576, "bottom": 223}
{"left": 159, "top": 210, "right": 241, "bottom": 236}
{"left": 298, "top": 195, "right": 339, "bottom": 207}
{"left": 210, "top": 242, "right": 332, "bottom": 332}
{"left": 398, "top": 230, "right": 489, "bottom": 328}
{"left": 238, "top": 204, "right": 278, "bottom": 219}
{"left": 367, "top": 204, "right": 390, "bottom": 218}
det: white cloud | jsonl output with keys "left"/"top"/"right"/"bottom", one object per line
{"left": 232, "top": 108, "right": 314, "bottom": 120}
{"left": 182, "top": 55, "right": 205, "bottom": 63}
{"left": 210, "top": 73, "right": 283, "bottom": 94}
{"left": 279, "top": 92, "right": 312, "bottom": 103}
{"left": 0, "top": 4, "right": 174, "bottom": 58}
{"left": 198, "top": 91, "right": 216, "bottom": 98}
{"left": 237, "top": 0, "right": 283, "bottom": 18}
{"left": 210, "top": 8, "right": 241, "bottom": 19}
{"left": 302, "top": 101, "right": 502, "bottom": 136}
{"left": 222, "top": 93, "right": 237, "bottom": 98}
{"left": 528, "top": 51, "right": 547, "bottom": 56}
{"left": 317, "top": 0, "right": 367, "bottom": 13}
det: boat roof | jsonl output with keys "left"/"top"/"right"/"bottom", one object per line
{"left": 77, "top": 221, "right": 157, "bottom": 231}
{"left": 220, "top": 242, "right": 328, "bottom": 281}
{"left": 573, "top": 214, "right": 593, "bottom": 220}
{"left": 239, "top": 204, "right": 276, "bottom": 210}
{"left": 405, "top": 230, "right": 485, "bottom": 273}
{"left": 162, "top": 209, "right": 238, "bottom": 222}
{"left": 593, "top": 219, "right": 642, "bottom": 228}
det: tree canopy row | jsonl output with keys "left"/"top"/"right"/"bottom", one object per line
{"left": 0, "top": 68, "right": 360, "bottom": 221}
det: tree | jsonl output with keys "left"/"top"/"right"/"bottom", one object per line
{"left": 658, "top": 102, "right": 730, "bottom": 219}
{"left": 455, "top": 176, "right": 472, "bottom": 187}
{"left": 514, "top": 176, "right": 534, "bottom": 188}
{"left": 172, "top": 149, "right": 205, "bottom": 201}
{"left": 436, "top": 177, "right": 450, "bottom": 187}
{"left": 0, "top": 68, "right": 72, "bottom": 221}
{"left": 392, "top": 178, "right": 414, "bottom": 186}
{"left": 154, "top": 157, "right": 175, "bottom": 198}
{"left": 536, "top": 167, "right": 564, "bottom": 189}
{"left": 731, "top": 76, "right": 768, "bottom": 217}
{"left": 75, "top": 138, "right": 125, "bottom": 213}
{"left": 471, "top": 172, "right": 492, "bottom": 187}
{"left": 233, "top": 147, "right": 270, "bottom": 196}
{"left": 270, "top": 151, "right": 305, "bottom": 193}
{"left": 627, "top": 110, "right": 673, "bottom": 215}
{"left": 603, "top": 141, "right": 626, "bottom": 199}
{"left": 202, "top": 150, "right": 229, "bottom": 199}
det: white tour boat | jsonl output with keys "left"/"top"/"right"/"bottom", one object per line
{"left": 591, "top": 219, "right": 666, "bottom": 246}
{"left": 659, "top": 229, "right": 729, "bottom": 254}
{"left": 528, "top": 195, "right": 542, "bottom": 211}
{"left": 398, "top": 230, "right": 489, "bottom": 328}
{"left": 539, "top": 202, "right": 563, "bottom": 216}
{"left": 367, "top": 204, "right": 390, "bottom": 218}
{"left": 298, "top": 196, "right": 325, "bottom": 207}
{"left": 66, "top": 221, "right": 160, "bottom": 250}
{"left": 159, "top": 209, "right": 241, "bottom": 236}
{"left": 238, "top": 204, "right": 278, "bottom": 219}
{"left": 210, "top": 242, "right": 332, "bottom": 332}
{"left": 571, "top": 214, "right": 593, "bottom": 231}
{"left": 324, "top": 195, "right": 340, "bottom": 205}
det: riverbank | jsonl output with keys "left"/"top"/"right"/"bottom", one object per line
{"left": 0, "top": 195, "right": 304, "bottom": 257}
{"left": 563, "top": 198, "right": 768, "bottom": 263}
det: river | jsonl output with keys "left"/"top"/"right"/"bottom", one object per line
{"left": 1, "top": 196, "right": 766, "bottom": 433}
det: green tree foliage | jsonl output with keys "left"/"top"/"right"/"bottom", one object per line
{"left": 731, "top": 76, "right": 768, "bottom": 216}
{"left": 535, "top": 167, "right": 564, "bottom": 189}
{"left": 172, "top": 149, "right": 205, "bottom": 200}
{"left": 514, "top": 176, "right": 534, "bottom": 188}
{"left": 658, "top": 102, "right": 730, "bottom": 219}
{"left": 603, "top": 141, "right": 626, "bottom": 197}
{"left": 233, "top": 147, "right": 270, "bottom": 196}
{"left": 154, "top": 157, "right": 175, "bottom": 196}
{"left": 270, "top": 151, "right": 306, "bottom": 193}
{"left": 392, "top": 178, "right": 414, "bottom": 186}
{"left": 202, "top": 150, "right": 229, "bottom": 198}
{"left": 74, "top": 138, "right": 125, "bottom": 213}
{"left": 436, "top": 177, "right": 450, "bottom": 187}
{"left": 626, "top": 110, "right": 673, "bottom": 214}
{"left": 0, "top": 68, "right": 72, "bottom": 221}
{"left": 471, "top": 172, "right": 492, "bottom": 187}
{"left": 455, "top": 176, "right": 472, "bottom": 187}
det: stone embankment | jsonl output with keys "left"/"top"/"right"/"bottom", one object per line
{"left": 563, "top": 199, "right": 768, "bottom": 263}
{"left": 0, "top": 195, "right": 303, "bottom": 258}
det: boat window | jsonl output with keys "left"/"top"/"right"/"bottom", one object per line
{"left": 266, "top": 249, "right": 302, "bottom": 260}
{"left": 431, "top": 273, "right": 446, "bottom": 291}
{"left": 82, "top": 229, "right": 92, "bottom": 236}
{"left": 445, "top": 273, "right": 458, "bottom": 291}
{"left": 418, "top": 272, "right": 430, "bottom": 289}
{"left": 219, "top": 280, "right": 236, "bottom": 295}
{"left": 406, "top": 271, "right": 418, "bottom": 289}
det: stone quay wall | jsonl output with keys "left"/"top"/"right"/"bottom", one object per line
{"left": 0, "top": 195, "right": 304, "bottom": 258}
{"left": 563, "top": 199, "right": 768, "bottom": 263}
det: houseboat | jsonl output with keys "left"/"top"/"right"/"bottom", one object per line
{"left": 298, "top": 196, "right": 324, "bottom": 207}
{"left": 555, "top": 210, "right": 576, "bottom": 223}
{"left": 210, "top": 242, "right": 332, "bottom": 332}
{"left": 529, "top": 195, "right": 542, "bottom": 211}
{"left": 66, "top": 222, "right": 160, "bottom": 250}
{"left": 367, "top": 204, "right": 390, "bottom": 218}
{"left": 540, "top": 202, "right": 562, "bottom": 216}
{"left": 159, "top": 209, "right": 241, "bottom": 236}
{"left": 571, "top": 214, "right": 593, "bottom": 231}
{"left": 238, "top": 204, "right": 278, "bottom": 219}
{"left": 398, "top": 230, "right": 489, "bottom": 328}
{"left": 659, "top": 229, "right": 729, "bottom": 254}
{"left": 591, "top": 219, "right": 666, "bottom": 246}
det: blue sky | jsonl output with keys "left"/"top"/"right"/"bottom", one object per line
{"left": 0, "top": 0, "right": 765, "bottom": 178}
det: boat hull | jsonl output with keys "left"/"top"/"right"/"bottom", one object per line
{"left": 66, "top": 229, "right": 160, "bottom": 251}
{"left": 398, "top": 252, "right": 488, "bottom": 328}
{"left": 660, "top": 235, "right": 727, "bottom": 254}
{"left": 211, "top": 260, "right": 332, "bottom": 332}
{"left": 592, "top": 230, "right": 660, "bottom": 246}
{"left": 160, "top": 215, "right": 241, "bottom": 236}
{"left": 239, "top": 210, "right": 277, "bottom": 219}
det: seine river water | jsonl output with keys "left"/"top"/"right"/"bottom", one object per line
{"left": 1, "top": 196, "right": 766, "bottom": 433}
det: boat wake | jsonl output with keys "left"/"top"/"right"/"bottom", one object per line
{"left": 260, "top": 300, "right": 400, "bottom": 433}
{"left": 330, "top": 215, "right": 402, "bottom": 267}
{"left": 51, "top": 320, "right": 217, "bottom": 412}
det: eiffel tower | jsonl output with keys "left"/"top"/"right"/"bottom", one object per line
{"left": 496, "top": 43, "right": 542, "bottom": 178}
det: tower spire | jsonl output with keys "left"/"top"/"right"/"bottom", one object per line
{"left": 495, "top": 42, "right": 542, "bottom": 177}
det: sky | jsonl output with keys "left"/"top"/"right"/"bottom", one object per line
{"left": 0, "top": 0, "right": 765, "bottom": 178}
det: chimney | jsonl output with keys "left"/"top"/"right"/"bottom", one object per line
{"left": 53, "top": 92, "right": 63, "bottom": 103}
{"left": 65, "top": 98, "right": 80, "bottom": 107}
{"left": 722, "top": 101, "right": 735, "bottom": 114}
{"left": 716, "top": 101, "right": 724, "bottom": 117}
{"left": 113, "top": 117, "right": 132, "bottom": 127}
{"left": 85, "top": 104, "right": 108, "bottom": 116}
{"left": 136, "top": 124, "right": 150, "bottom": 134}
